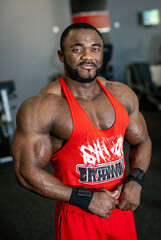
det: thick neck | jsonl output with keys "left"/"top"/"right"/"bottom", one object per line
{"left": 63, "top": 75, "right": 102, "bottom": 100}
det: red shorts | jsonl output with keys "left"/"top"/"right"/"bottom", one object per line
{"left": 55, "top": 202, "right": 137, "bottom": 240}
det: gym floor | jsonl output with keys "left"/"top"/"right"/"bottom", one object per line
{"left": 0, "top": 109, "right": 161, "bottom": 240}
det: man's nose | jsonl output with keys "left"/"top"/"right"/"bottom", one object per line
{"left": 80, "top": 49, "right": 94, "bottom": 61}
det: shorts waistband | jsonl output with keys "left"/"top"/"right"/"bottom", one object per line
{"left": 56, "top": 201, "right": 90, "bottom": 215}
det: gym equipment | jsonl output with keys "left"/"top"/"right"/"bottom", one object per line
{"left": 126, "top": 62, "right": 161, "bottom": 111}
{"left": 0, "top": 80, "right": 15, "bottom": 164}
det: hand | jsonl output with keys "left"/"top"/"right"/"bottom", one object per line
{"left": 88, "top": 189, "right": 119, "bottom": 219}
{"left": 117, "top": 181, "right": 142, "bottom": 211}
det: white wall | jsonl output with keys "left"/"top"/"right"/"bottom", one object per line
{"left": 0, "top": 0, "right": 71, "bottom": 125}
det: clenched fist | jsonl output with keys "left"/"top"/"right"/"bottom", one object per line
{"left": 88, "top": 189, "right": 119, "bottom": 218}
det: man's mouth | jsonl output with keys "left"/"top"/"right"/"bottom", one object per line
{"left": 79, "top": 62, "right": 97, "bottom": 69}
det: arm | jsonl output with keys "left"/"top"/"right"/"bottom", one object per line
{"left": 12, "top": 97, "right": 72, "bottom": 202}
{"left": 117, "top": 90, "right": 152, "bottom": 211}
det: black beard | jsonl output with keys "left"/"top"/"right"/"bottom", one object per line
{"left": 64, "top": 58, "right": 103, "bottom": 83}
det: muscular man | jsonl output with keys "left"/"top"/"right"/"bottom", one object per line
{"left": 12, "top": 22, "right": 151, "bottom": 240}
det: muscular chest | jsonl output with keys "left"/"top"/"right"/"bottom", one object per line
{"left": 51, "top": 92, "right": 115, "bottom": 141}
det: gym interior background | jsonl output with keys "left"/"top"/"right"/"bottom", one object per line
{"left": 0, "top": 0, "right": 161, "bottom": 239}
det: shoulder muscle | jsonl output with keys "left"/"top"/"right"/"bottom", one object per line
{"left": 98, "top": 77, "right": 139, "bottom": 115}
{"left": 16, "top": 94, "right": 58, "bottom": 135}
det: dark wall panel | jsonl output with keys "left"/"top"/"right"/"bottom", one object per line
{"left": 71, "top": 0, "right": 108, "bottom": 13}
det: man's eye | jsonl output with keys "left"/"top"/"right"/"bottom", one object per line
{"left": 73, "top": 48, "right": 82, "bottom": 53}
{"left": 93, "top": 48, "right": 100, "bottom": 52}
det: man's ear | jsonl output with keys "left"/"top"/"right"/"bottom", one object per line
{"left": 58, "top": 50, "right": 64, "bottom": 63}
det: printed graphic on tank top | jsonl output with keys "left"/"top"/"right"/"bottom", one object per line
{"left": 50, "top": 77, "right": 129, "bottom": 190}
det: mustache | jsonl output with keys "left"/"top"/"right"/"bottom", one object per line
{"left": 78, "top": 61, "right": 97, "bottom": 68}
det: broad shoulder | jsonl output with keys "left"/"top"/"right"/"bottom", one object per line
{"left": 97, "top": 76, "right": 139, "bottom": 115}
{"left": 40, "top": 79, "right": 61, "bottom": 95}
{"left": 16, "top": 80, "right": 63, "bottom": 134}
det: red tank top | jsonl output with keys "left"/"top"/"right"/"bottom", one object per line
{"left": 50, "top": 77, "right": 129, "bottom": 190}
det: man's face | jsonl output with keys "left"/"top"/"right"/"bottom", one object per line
{"left": 60, "top": 29, "right": 103, "bottom": 83}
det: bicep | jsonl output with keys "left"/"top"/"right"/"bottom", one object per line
{"left": 12, "top": 130, "right": 53, "bottom": 182}
{"left": 125, "top": 111, "right": 149, "bottom": 146}
{"left": 12, "top": 97, "right": 54, "bottom": 172}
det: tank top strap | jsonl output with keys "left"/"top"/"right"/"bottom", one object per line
{"left": 59, "top": 77, "right": 85, "bottom": 113}
{"left": 96, "top": 78, "right": 129, "bottom": 128}
{"left": 96, "top": 78, "right": 118, "bottom": 105}
{"left": 59, "top": 77, "right": 90, "bottom": 132}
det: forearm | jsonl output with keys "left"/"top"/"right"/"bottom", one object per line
{"left": 12, "top": 131, "right": 72, "bottom": 202}
{"left": 129, "top": 136, "right": 152, "bottom": 172}
{"left": 15, "top": 165, "right": 72, "bottom": 202}
{"left": 16, "top": 165, "right": 120, "bottom": 218}
{"left": 118, "top": 137, "right": 152, "bottom": 211}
